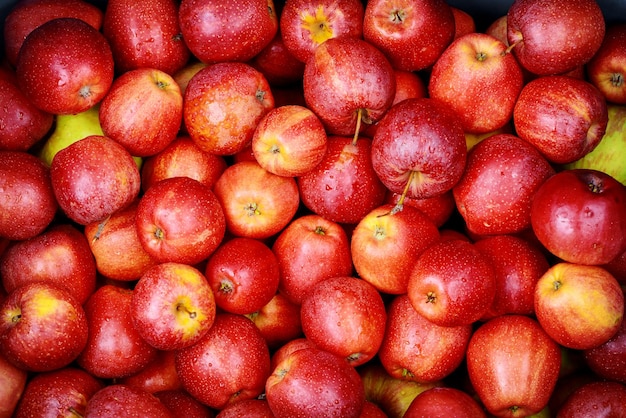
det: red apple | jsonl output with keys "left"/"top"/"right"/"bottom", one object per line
{"left": 586, "top": 24, "right": 626, "bottom": 104}
{"left": 0, "top": 151, "right": 58, "bottom": 241}
{"left": 360, "top": 401, "right": 388, "bottom": 418}
{"left": 84, "top": 384, "right": 174, "bottom": 418}
{"left": 584, "top": 317, "right": 626, "bottom": 384}
{"left": 269, "top": 337, "right": 316, "bottom": 371}
{"left": 556, "top": 380, "right": 626, "bottom": 418}
{"left": 404, "top": 387, "right": 487, "bottom": 418}
{"left": 485, "top": 15, "right": 508, "bottom": 45}
{"left": 451, "top": 7, "right": 476, "bottom": 39}
{"left": 0, "top": 350, "right": 27, "bottom": 418}
{"left": 384, "top": 190, "right": 456, "bottom": 228}
{"left": 119, "top": 350, "right": 183, "bottom": 394}
{"left": 215, "top": 398, "right": 273, "bottom": 418}
{"left": 155, "top": 389, "right": 214, "bottom": 418}
{"left": 390, "top": 70, "right": 427, "bottom": 105}
{"left": 249, "top": 29, "right": 306, "bottom": 86}
{"left": 245, "top": 292, "right": 304, "bottom": 350}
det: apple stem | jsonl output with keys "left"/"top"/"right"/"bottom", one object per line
{"left": 352, "top": 108, "right": 363, "bottom": 145}
{"left": 504, "top": 41, "right": 520, "bottom": 55}
{"left": 91, "top": 215, "right": 111, "bottom": 243}
{"left": 68, "top": 406, "right": 83, "bottom": 417}
{"left": 176, "top": 303, "right": 197, "bottom": 319}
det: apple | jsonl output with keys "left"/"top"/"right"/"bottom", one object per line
{"left": 251, "top": 104, "right": 328, "bottom": 177}
{"left": 135, "top": 176, "right": 226, "bottom": 265}
{"left": 119, "top": 350, "right": 183, "bottom": 394}
{"left": 350, "top": 203, "right": 440, "bottom": 295}
{"left": 363, "top": 0, "right": 455, "bottom": 72}
{"left": 0, "top": 151, "right": 58, "bottom": 241}
{"left": 245, "top": 292, "right": 303, "bottom": 350}
{"left": 84, "top": 384, "right": 174, "bottom": 418}
{"left": 213, "top": 160, "right": 300, "bottom": 239}
{"left": 466, "top": 315, "right": 561, "bottom": 417}
{"left": 604, "top": 247, "right": 626, "bottom": 284}
{"left": 1, "top": 223, "right": 97, "bottom": 305}
{"left": 0, "top": 351, "right": 27, "bottom": 418}
{"left": 428, "top": 32, "right": 524, "bottom": 134}
{"left": 215, "top": 398, "right": 273, "bottom": 418}
{"left": 378, "top": 294, "right": 472, "bottom": 383}
{"left": 513, "top": 75, "right": 608, "bottom": 164}
{"left": 269, "top": 337, "right": 316, "bottom": 371}
{"left": 279, "top": 0, "right": 364, "bottom": 63}
{"left": 586, "top": 24, "right": 626, "bottom": 104}
{"left": 99, "top": 67, "right": 183, "bottom": 157}
{"left": 384, "top": 190, "right": 456, "bottom": 228}
{"left": 175, "top": 313, "right": 271, "bottom": 410}
{"left": 0, "top": 282, "right": 88, "bottom": 372}
{"left": 77, "top": 285, "right": 160, "bottom": 379}
{"left": 178, "top": 0, "right": 278, "bottom": 63}
{"left": 506, "top": 0, "right": 605, "bottom": 76}
{"left": 403, "top": 387, "right": 487, "bottom": 418}
{"left": 155, "top": 389, "right": 215, "bottom": 418}
{"left": 103, "top": 0, "right": 190, "bottom": 75}
{"left": 530, "top": 169, "right": 626, "bottom": 265}
{"left": 249, "top": 29, "right": 306, "bottom": 86}
{"left": 271, "top": 213, "right": 353, "bottom": 305}
{"left": 184, "top": 62, "right": 275, "bottom": 155}
{"left": 584, "top": 316, "right": 626, "bottom": 384}
{"left": 15, "top": 17, "right": 114, "bottom": 115}
{"left": 534, "top": 262, "right": 624, "bottom": 350}
{"left": 485, "top": 15, "right": 508, "bottom": 45}
{"left": 360, "top": 401, "right": 388, "bottom": 418}
{"left": 451, "top": 7, "right": 476, "bottom": 39}
{"left": 453, "top": 133, "right": 555, "bottom": 236}
{"left": 555, "top": 380, "right": 626, "bottom": 417}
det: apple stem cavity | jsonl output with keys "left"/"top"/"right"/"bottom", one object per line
{"left": 611, "top": 73, "right": 624, "bottom": 87}
{"left": 245, "top": 202, "right": 262, "bottom": 216}
{"left": 391, "top": 9, "right": 406, "bottom": 23}
{"left": 78, "top": 85, "right": 92, "bottom": 99}
{"left": 314, "top": 225, "right": 326, "bottom": 235}
{"left": 426, "top": 291, "right": 437, "bottom": 304}
{"left": 176, "top": 303, "right": 197, "bottom": 319}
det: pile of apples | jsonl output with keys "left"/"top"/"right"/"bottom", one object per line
{"left": 1, "top": 0, "right": 626, "bottom": 416}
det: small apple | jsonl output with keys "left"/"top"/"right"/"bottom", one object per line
{"left": 245, "top": 292, "right": 303, "bottom": 350}
{"left": 584, "top": 317, "right": 626, "bottom": 384}
{"left": 586, "top": 24, "right": 626, "bottom": 104}
{"left": 249, "top": 29, "right": 306, "bottom": 86}
{"left": 0, "top": 350, "right": 27, "bottom": 418}
{"left": 556, "top": 381, "right": 626, "bottom": 418}
{"left": 403, "top": 387, "right": 487, "bottom": 418}
{"left": 155, "top": 389, "right": 214, "bottom": 418}
{"left": 451, "top": 6, "right": 476, "bottom": 39}
{"left": 215, "top": 398, "right": 273, "bottom": 418}
{"left": 84, "top": 384, "right": 174, "bottom": 418}
{"left": 118, "top": 350, "right": 182, "bottom": 394}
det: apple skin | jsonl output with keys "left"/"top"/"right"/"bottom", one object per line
{"left": 0, "top": 350, "right": 27, "bottom": 418}
{"left": 0, "top": 282, "right": 88, "bottom": 372}
{"left": 250, "top": 29, "right": 306, "bottom": 87}
{"left": 384, "top": 190, "right": 456, "bottom": 228}
{"left": 215, "top": 398, "right": 273, "bottom": 418}
{"left": 453, "top": 133, "right": 555, "bottom": 236}
{"left": 534, "top": 262, "right": 624, "bottom": 350}
{"left": 1, "top": 223, "right": 97, "bottom": 305}
{"left": 513, "top": 75, "right": 608, "bottom": 164}
{"left": 0, "top": 151, "right": 58, "bottom": 241}
{"left": 84, "top": 384, "right": 174, "bottom": 418}
{"left": 119, "top": 350, "right": 183, "bottom": 394}
{"left": 155, "top": 389, "right": 215, "bottom": 418}
{"left": 586, "top": 24, "right": 626, "bottom": 104}
{"left": 556, "top": 380, "right": 626, "bottom": 418}
{"left": 506, "top": 0, "right": 605, "bottom": 76}
{"left": 175, "top": 313, "right": 271, "bottom": 410}
{"left": 466, "top": 315, "right": 561, "bottom": 417}
{"left": 451, "top": 7, "right": 476, "bottom": 39}
{"left": 530, "top": 169, "right": 626, "bottom": 265}
{"left": 404, "top": 387, "right": 486, "bottom": 418}
{"left": 584, "top": 317, "right": 626, "bottom": 383}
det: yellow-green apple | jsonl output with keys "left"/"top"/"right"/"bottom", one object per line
{"left": 271, "top": 213, "right": 353, "bottom": 305}
{"left": 245, "top": 292, "right": 303, "bottom": 350}
{"left": 1, "top": 223, "right": 96, "bottom": 305}
{"left": 351, "top": 204, "right": 440, "bottom": 295}
{"left": 154, "top": 389, "right": 214, "bottom": 418}
{"left": 130, "top": 262, "right": 216, "bottom": 351}
{"left": 50, "top": 135, "right": 141, "bottom": 225}
{"left": 298, "top": 135, "right": 387, "bottom": 225}
{"left": 184, "top": 62, "right": 275, "bottom": 155}
{"left": 584, "top": 318, "right": 626, "bottom": 383}
{"left": 15, "top": 17, "right": 114, "bottom": 115}
{"left": 407, "top": 239, "right": 496, "bottom": 327}
{"left": 118, "top": 350, "right": 182, "bottom": 394}
{"left": 586, "top": 24, "right": 626, "bottom": 104}
{"left": 466, "top": 315, "right": 561, "bottom": 417}
{"left": 175, "top": 313, "right": 271, "bottom": 410}
{"left": 513, "top": 75, "right": 608, "bottom": 164}
{"left": 384, "top": 190, "right": 456, "bottom": 228}
{"left": 556, "top": 381, "right": 626, "bottom": 418}
{"left": 99, "top": 68, "right": 183, "bottom": 157}
{"left": 84, "top": 384, "right": 174, "bottom": 418}
{"left": 251, "top": 104, "right": 328, "bottom": 177}
{"left": 103, "top": 0, "right": 190, "bottom": 75}
{"left": 403, "top": 387, "right": 487, "bottom": 418}
{"left": 249, "top": 29, "right": 306, "bottom": 86}
{"left": 0, "top": 351, "right": 27, "bottom": 418}
{"left": 0, "top": 282, "right": 88, "bottom": 372}
{"left": 530, "top": 169, "right": 626, "bottom": 265}
{"left": 378, "top": 294, "right": 472, "bottom": 383}
{"left": 428, "top": 33, "right": 524, "bottom": 134}
{"left": 77, "top": 285, "right": 159, "bottom": 379}
{"left": 302, "top": 37, "right": 395, "bottom": 141}
{"left": 451, "top": 7, "right": 476, "bottom": 39}
{"left": 534, "top": 262, "right": 624, "bottom": 350}
{"left": 279, "top": 0, "right": 364, "bottom": 63}
{"left": 135, "top": 176, "right": 226, "bottom": 265}
{"left": 453, "top": 133, "right": 555, "bottom": 236}
{"left": 506, "top": 0, "right": 605, "bottom": 76}
{"left": 213, "top": 160, "right": 299, "bottom": 239}
{"left": 363, "top": 0, "right": 455, "bottom": 72}
{"left": 0, "top": 151, "right": 57, "bottom": 240}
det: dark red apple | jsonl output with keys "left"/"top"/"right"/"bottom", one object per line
{"left": 556, "top": 380, "right": 626, "bottom": 418}
{"left": 0, "top": 350, "right": 27, "bottom": 418}
{"left": 586, "top": 24, "right": 626, "bottom": 104}
{"left": 155, "top": 389, "right": 214, "bottom": 418}
{"left": 119, "top": 350, "right": 183, "bottom": 394}
{"left": 249, "top": 29, "right": 306, "bottom": 86}
{"left": 403, "top": 387, "right": 486, "bottom": 418}
{"left": 451, "top": 7, "right": 476, "bottom": 39}
{"left": 215, "top": 398, "right": 273, "bottom": 418}
{"left": 384, "top": 190, "right": 456, "bottom": 228}
{"left": 584, "top": 316, "right": 626, "bottom": 384}
{"left": 244, "top": 292, "right": 303, "bottom": 350}
{"left": 84, "top": 384, "right": 174, "bottom": 418}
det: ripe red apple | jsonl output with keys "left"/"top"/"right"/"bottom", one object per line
{"left": 155, "top": 389, "right": 214, "bottom": 418}
{"left": 485, "top": 15, "right": 508, "bottom": 45}
{"left": 530, "top": 169, "right": 626, "bottom": 265}
{"left": 99, "top": 67, "right": 183, "bottom": 157}
{"left": 136, "top": 176, "right": 226, "bottom": 265}
{"left": 175, "top": 313, "right": 271, "bottom": 410}
{"left": 363, "top": 0, "right": 455, "bottom": 72}
{"left": 103, "top": 0, "right": 190, "bottom": 75}
{"left": 403, "top": 387, "right": 487, "bottom": 418}
{"left": 245, "top": 292, "right": 303, "bottom": 350}
{"left": 84, "top": 384, "right": 174, "bottom": 418}
{"left": 15, "top": 17, "right": 114, "bottom": 115}
{"left": 0, "top": 151, "right": 57, "bottom": 241}
{"left": 249, "top": 29, "right": 306, "bottom": 86}
{"left": 384, "top": 190, "right": 455, "bottom": 228}
{"left": 269, "top": 337, "right": 315, "bottom": 371}
{"left": 215, "top": 398, "right": 273, "bottom": 418}
{"left": 586, "top": 24, "right": 626, "bottom": 104}
{"left": 556, "top": 380, "right": 626, "bottom": 418}
{"left": 513, "top": 75, "right": 608, "bottom": 164}
{"left": 466, "top": 315, "right": 561, "bottom": 417}
{"left": 0, "top": 282, "right": 88, "bottom": 372}
{"left": 507, "top": 0, "right": 605, "bottom": 75}
{"left": 0, "top": 350, "right": 27, "bottom": 418}
{"left": 451, "top": 7, "right": 476, "bottom": 39}
{"left": 584, "top": 317, "right": 626, "bottom": 384}
{"left": 119, "top": 350, "right": 182, "bottom": 394}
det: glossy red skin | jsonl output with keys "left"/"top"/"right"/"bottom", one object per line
{"left": 360, "top": 401, "right": 392, "bottom": 418}
{"left": 179, "top": 0, "right": 277, "bottom": 63}
{"left": 0, "top": 282, "right": 88, "bottom": 372}
{"left": 556, "top": 381, "right": 626, "bottom": 418}
{"left": 175, "top": 313, "right": 271, "bottom": 410}
{"left": 155, "top": 389, "right": 215, "bottom": 418}
{"left": 50, "top": 135, "right": 141, "bottom": 226}
{"left": 103, "top": 0, "right": 190, "bottom": 75}
{"left": 407, "top": 239, "right": 496, "bottom": 327}
{"left": 298, "top": 136, "right": 387, "bottom": 225}
{"left": 0, "top": 351, "right": 27, "bottom": 418}
{"left": 453, "top": 133, "right": 555, "bottom": 236}
{"left": 513, "top": 76, "right": 608, "bottom": 164}
{"left": 13, "top": 367, "right": 104, "bottom": 418}
{"left": 586, "top": 24, "right": 626, "bottom": 104}
{"left": 300, "top": 276, "right": 387, "bottom": 367}
{"left": 0, "top": 151, "right": 57, "bottom": 241}
{"left": 269, "top": 337, "right": 315, "bottom": 372}
{"left": 530, "top": 169, "right": 626, "bottom": 265}
{"left": 507, "top": 0, "right": 605, "bottom": 76}
{"left": 250, "top": 30, "right": 305, "bottom": 86}
{"left": 371, "top": 98, "right": 467, "bottom": 200}
{"left": 85, "top": 385, "right": 173, "bottom": 418}
{"left": 404, "top": 387, "right": 486, "bottom": 418}
{"left": 584, "top": 317, "right": 626, "bottom": 383}
{"left": 119, "top": 350, "right": 182, "bottom": 394}
{"left": 604, "top": 247, "right": 626, "bottom": 283}
{"left": 244, "top": 292, "right": 303, "bottom": 350}
{"left": 363, "top": 0, "right": 455, "bottom": 72}
{"left": 77, "top": 285, "right": 159, "bottom": 379}
{"left": 136, "top": 176, "right": 226, "bottom": 265}
{"left": 216, "top": 398, "right": 273, "bottom": 418}
{"left": 384, "top": 190, "right": 455, "bottom": 227}
{"left": 378, "top": 295, "right": 472, "bottom": 383}
{"left": 1, "top": 224, "right": 97, "bottom": 305}
{"left": 265, "top": 345, "right": 365, "bottom": 418}
{"left": 303, "top": 37, "right": 395, "bottom": 137}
